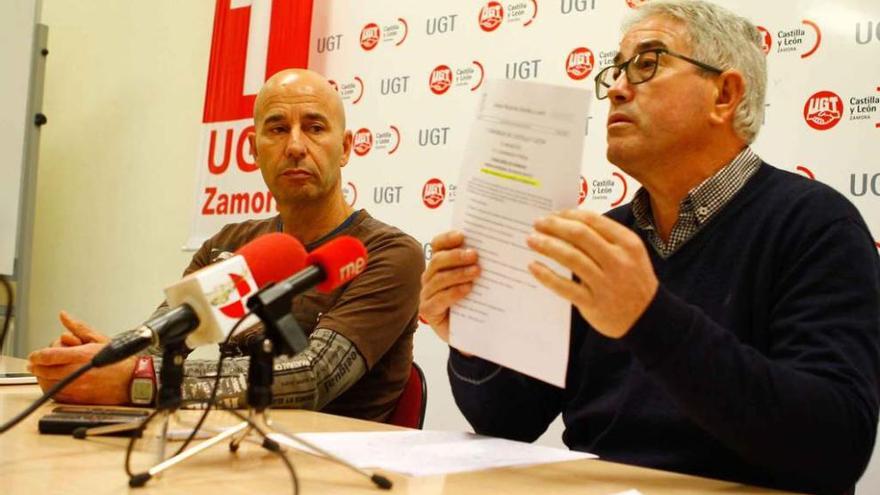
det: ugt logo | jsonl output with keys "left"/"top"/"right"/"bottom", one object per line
{"left": 478, "top": 2, "right": 504, "bottom": 32}
{"left": 566, "top": 47, "right": 595, "bottom": 80}
{"left": 360, "top": 23, "right": 380, "bottom": 50}
{"left": 353, "top": 128, "right": 374, "bottom": 156}
{"left": 803, "top": 91, "right": 843, "bottom": 130}
{"left": 202, "top": 0, "right": 314, "bottom": 123}
{"left": 422, "top": 178, "right": 447, "bottom": 209}
{"left": 429, "top": 65, "right": 453, "bottom": 95}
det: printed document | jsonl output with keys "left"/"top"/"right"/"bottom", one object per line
{"left": 450, "top": 79, "right": 591, "bottom": 387}
{"left": 270, "top": 430, "right": 596, "bottom": 476}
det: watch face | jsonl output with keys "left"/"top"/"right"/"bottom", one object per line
{"left": 130, "top": 379, "right": 155, "bottom": 404}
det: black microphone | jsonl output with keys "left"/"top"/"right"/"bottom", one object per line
{"left": 90, "top": 305, "right": 197, "bottom": 367}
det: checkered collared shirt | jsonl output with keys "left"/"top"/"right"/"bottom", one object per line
{"left": 631, "top": 147, "right": 762, "bottom": 258}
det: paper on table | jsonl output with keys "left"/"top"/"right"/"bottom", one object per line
{"left": 268, "top": 430, "right": 596, "bottom": 476}
{"left": 450, "top": 78, "right": 592, "bottom": 387}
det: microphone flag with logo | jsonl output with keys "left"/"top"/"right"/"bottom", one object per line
{"left": 91, "top": 233, "right": 307, "bottom": 367}
{"left": 164, "top": 232, "right": 308, "bottom": 349}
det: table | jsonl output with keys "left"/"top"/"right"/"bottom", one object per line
{"left": 0, "top": 357, "right": 796, "bottom": 494}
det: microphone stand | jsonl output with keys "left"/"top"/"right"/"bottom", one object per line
{"left": 74, "top": 341, "right": 188, "bottom": 456}
{"left": 76, "top": 305, "right": 202, "bottom": 443}
{"left": 76, "top": 342, "right": 214, "bottom": 477}
{"left": 124, "top": 284, "right": 393, "bottom": 490}
{"left": 151, "top": 341, "right": 187, "bottom": 464}
{"left": 73, "top": 338, "right": 268, "bottom": 487}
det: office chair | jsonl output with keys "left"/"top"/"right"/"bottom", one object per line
{"left": 388, "top": 362, "right": 427, "bottom": 429}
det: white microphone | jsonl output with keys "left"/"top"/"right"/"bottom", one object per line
{"left": 90, "top": 233, "right": 307, "bottom": 367}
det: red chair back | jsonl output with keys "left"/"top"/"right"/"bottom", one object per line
{"left": 388, "top": 362, "right": 427, "bottom": 429}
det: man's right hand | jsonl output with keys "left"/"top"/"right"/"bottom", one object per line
{"left": 30, "top": 311, "right": 130, "bottom": 405}
{"left": 419, "top": 231, "right": 481, "bottom": 344}
{"left": 50, "top": 311, "right": 110, "bottom": 348}
{"left": 28, "top": 343, "right": 135, "bottom": 405}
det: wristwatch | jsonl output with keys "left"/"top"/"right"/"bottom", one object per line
{"left": 130, "top": 355, "right": 156, "bottom": 406}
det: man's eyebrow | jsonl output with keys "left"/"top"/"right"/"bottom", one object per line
{"left": 261, "top": 112, "right": 331, "bottom": 126}
{"left": 636, "top": 39, "right": 668, "bottom": 52}
{"left": 613, "top": 39, "right": 669, "bottom": 64}
{"left": 263, "top": 113, "right": 286, "bottom": 126}
{"left": 301, "top": 112, "right": 330, "bottom": 124}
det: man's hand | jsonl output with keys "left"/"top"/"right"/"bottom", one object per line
{"left": 50, "top": 311, "right": 110, "bottom": 348}
{"left": 28, "top": 344, "right": 134, "bottom": 405}
{"left": 419, "top": 230, "right": 481, "bottom": 344}
{"left": 526, "top": 209, "right": 658, "bottom": 339}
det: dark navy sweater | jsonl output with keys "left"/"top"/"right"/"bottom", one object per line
{"left": 449, "top": 164, "right": 880, "bottom": 494}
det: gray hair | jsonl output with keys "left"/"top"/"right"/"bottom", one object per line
{"left": 623, "top": 0, "right": 767, "bottom": 143}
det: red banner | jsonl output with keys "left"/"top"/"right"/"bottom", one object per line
{"left": 188, "top": 0, "right": 314, "bottom": 248}
{"left": 204, "top": 0, "right": 313, "bottom": 122}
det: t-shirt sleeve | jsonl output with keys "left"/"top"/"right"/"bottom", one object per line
{"left": 316, "top": 233, "right": 424, "bottom": 368}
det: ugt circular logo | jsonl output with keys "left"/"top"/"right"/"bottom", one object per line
{"left": 803, "top": 90, "right": 843, "bottom": 130}
{"left": 757, "top": 26, "right": 772, "bottom": 55}
{"left": 353, "top": 128, "right": 373, "bottom": 156}
{"left": 566, "top": 47, "right": 595, "bottom": 80}
{"left": 478, "top": 2, "right": 504, "bottom": 32}
{"left": 429, "top": 65, "right": 453, "bottom": 95}
{"left": 422, "top": 178, "right": 446, "bottom": 209}
{"left": 360, "top": 23, "right": 380, "bottom": 51}
{"left": 578, "top": 175, "right": 588, "bottom": 205}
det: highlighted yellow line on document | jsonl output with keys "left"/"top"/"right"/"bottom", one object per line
{"left": 480, "top": 167, "right": 540, "bottom": 187}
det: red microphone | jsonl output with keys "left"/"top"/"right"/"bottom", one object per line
{"left": 245, "top": 235, "right": 368, "bottom": 354}
{"left": 237, "top": 232, "right": 309, "bottom": 287}
{"left": 306, "top": 235, "right": 368, "bottom": 292}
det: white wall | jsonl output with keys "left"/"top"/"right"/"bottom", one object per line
{"left": 28, "top": 0, "right": 212, "bottom": 352}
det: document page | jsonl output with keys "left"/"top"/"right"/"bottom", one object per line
{"left": 450, "top": 79, "right": 591, "bottom": 386}
{"left": 270, "top": 430, "right": 596, "bottom": 476}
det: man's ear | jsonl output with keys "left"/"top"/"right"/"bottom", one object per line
{"left": 340, "top": 130, "right": 353, "bottom": 168}
{"left": 709, "top": 69, "right": 746, "bottom": 126}
{"left": 247, "top": 131, "right": 258, "bottom": 159}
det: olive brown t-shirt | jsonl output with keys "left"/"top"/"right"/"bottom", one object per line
{"left": 181, "top": 210, "right": 424, "bottom": 421}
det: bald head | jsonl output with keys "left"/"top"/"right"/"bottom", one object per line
{"left": 247, "top": 68, "right": 354, "bottom": 213}
{"left": 253, "top": 69, "right": 346, "bottom": 130}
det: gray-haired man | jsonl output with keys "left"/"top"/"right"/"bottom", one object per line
{"left": 420, "top": 1, "right": 880, "bottom": 493}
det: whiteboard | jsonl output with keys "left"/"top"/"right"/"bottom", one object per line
{"left": 0, "top": 0, "right": 41, "bottom": 276}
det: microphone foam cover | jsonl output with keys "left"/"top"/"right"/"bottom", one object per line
{"left": 236, "top": 232, "right": 308, "bottom": 288}
{"left": 306, "top": 236, "right": 368, "bottom": 292}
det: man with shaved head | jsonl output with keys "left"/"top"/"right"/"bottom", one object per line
{"left": 29, "top": 69, "right": 424, "bottom": 422}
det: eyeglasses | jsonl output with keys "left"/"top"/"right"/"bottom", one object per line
{"left": 594, "top": 48, "right": 723, "bottom": 99}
